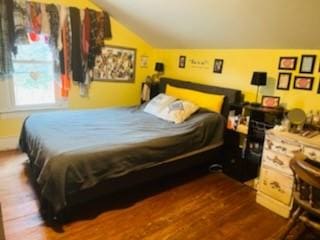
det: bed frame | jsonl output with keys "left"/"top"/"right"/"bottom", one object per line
{"left": 28, "top": 77, "right": 241, "bottom": 223}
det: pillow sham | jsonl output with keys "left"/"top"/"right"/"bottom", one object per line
{"left": 158, "top": 100, "right": 199, "bottom": 124}
{"left": 165, "top": 84, "right": 225, "bottom": 113}
{"left": 143, "top": 93, "right": 176, "bottom": 115}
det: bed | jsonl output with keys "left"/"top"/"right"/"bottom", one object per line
{"left": 20, "top": 77, "right": 241, "bottom": 220}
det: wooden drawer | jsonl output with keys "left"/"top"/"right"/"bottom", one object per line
{"left": 262, "top": 149, "right": 293, "bottom": 175}
{"left": 303, "top": 145, "right": 320, "bottom": 163}
{"left": 264, "top": 134, "right": 302, "bottom": 157}
{"left": 258, "top": 166, "right": 293, "bottom": 205}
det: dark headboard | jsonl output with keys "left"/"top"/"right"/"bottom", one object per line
{"left": 159, "top": 77, "right": 242, "bottom": 118}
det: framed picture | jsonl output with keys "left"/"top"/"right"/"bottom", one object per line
{"left": 93, "top": 45, "right": 136, "bottom": 82}
{"left": 277, "top": 72, "right": 292, "bottom": 90}
{"left": 140, "top": 55, "right": 148, "bottom": 68}
{"left": 278, "top": 57, "right": 297, "bottom": 70}
{"left": 299, "top": 55, "right": 316, "bottom": 74}
{"left": 213, "top": 59, "right": 224, "bottom": 73}
{"left": 178, "top": 55, "right": 186, "bottom": 68}
{"left": 261, "top": 96, "right": 280, "bottom": 108}
{"left": 294, "top": 76, "right": 314, "bottom": 90}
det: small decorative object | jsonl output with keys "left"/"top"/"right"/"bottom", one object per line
{"left": 213, "top": 59, "right": 224, "bottom": 73}
{"left": 294, "top": 76, "right": 314, "bottom": 90}
{"left": 299, "top": 55, "right": 316, "bottom": 74}
{"left": 152, "top": 62, "right": 165, "bottom": 82}
{"left": 277, "top": 72, "right": 291, "bottom": 90}
{"left": 287, "top": 108, "right": 306, "bottom": 133}
{"left": 140, "top": 55, "right": 148, "bottom": 68}
{"left": 278, "top": 57, "right": 297, "bottom": 70}
{"left": 251, "top": 71, "right": 267, "bottom": 106}
{"left": 261, "top": 96, "right": 280, "bottom": 108}
{"left": 178, "top": 56, "right": 186, "bottom": 68}
{"left": 93, "top": 45, "right": 136, "bottom": 82}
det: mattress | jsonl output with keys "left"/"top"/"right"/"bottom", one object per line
{"left": 20, "top": 106, "right": 225, "bottom": 212}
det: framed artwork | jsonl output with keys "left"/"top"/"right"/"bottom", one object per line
{"left": 299, "top": 55, "right": 316, "bottom": 74}
{"left": 278, "top": 57, "right": 297, "bottom": 70}
{"left": 93, "top": 45, "right": 136, "bottom": 82}
{"left": 261, "top": 96, "right": 280, "bottom": 108}
{"left": 294, "top": 76, "right": 314, "bottom": 90}
{"left": 140, "top": 55, "right": 148, "bottom": 68}
{"left": 213, "top": 59, "right": 224, "bottom": 73}
{"left": 277, "top": 72, "right": 291, "bottom": 90}
{"left": 179, "top": 55, "right": 186, "bottom": 68}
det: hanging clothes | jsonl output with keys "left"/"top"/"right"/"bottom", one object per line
{"left": 59, "top": 8, "right": 71, "bottom": 97}
{"left": 58, "top": 6, "right": 68, "bottom": 51}
{"left": 28, "top": 2, "right": 41, "bottom": 34}
{"left": 0, "top": 0, "right": 13, "bottom": 75}
{"left": 46, "top": 4, "right": 59, "bottom": 48}
{"left": 13, "top": 0, "right": 30, "bottom": 44}
{"left": 70, "top": 7, "right": 84, "bottom": 83}
{"left": 103, "top": 12, "right": 112, "bottom": 40}
{"left": 82, "top": 9, "right": 90, "bottom": 62}
{"left": 87, "top": 10, "right": 111, "bottom": 70}
{"left": 40, "top": 3, "right": 50, "bottom": 36}
{"left": 5, "top": 0, "right": 16, "bottom": 55}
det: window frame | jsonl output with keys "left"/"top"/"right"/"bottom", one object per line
{"left": 0, "top": 40, "right": 68, "bottom": 116}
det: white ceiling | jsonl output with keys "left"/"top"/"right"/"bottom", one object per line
{"left": 92, "top": 0, "right": 320, "bottom": 49}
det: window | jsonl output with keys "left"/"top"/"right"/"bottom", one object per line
{"left": 0, "top": 35, "right": 66, "bottom": 114}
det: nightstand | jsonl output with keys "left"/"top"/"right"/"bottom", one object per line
{"left": 141, "top": 82, "right": 159, "bottom": 104}
{"left": 223, "top": 104, "right": 284, "bottom": 182}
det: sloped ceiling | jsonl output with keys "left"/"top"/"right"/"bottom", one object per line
{"left": 92, "top": 0, "right": 320, "bottom": 49}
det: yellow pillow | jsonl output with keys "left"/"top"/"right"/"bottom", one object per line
{"left": 165, "top": 84, "right": 224, "bottom": 113}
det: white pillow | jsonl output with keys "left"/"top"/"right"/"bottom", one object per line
{"left": 159, "top": 100, "right": 199, "bottom": 124}
{"left": 143, "top": 93, "right": 177, "bottom": 115}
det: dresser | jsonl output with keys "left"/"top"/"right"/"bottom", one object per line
{"left": 256, "top": 129, "right": 320, "bottom": 218}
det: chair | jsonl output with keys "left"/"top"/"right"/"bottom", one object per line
{"left": 279, "top": 153, "right": 320, "bottom": 239}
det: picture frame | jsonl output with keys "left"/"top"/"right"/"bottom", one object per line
{"left": 261, "top": 96, "right": 280, "bottom": 108}
{"left": 277, "top": 72, "right": 292, "bottom": 90}
{"left": 294, "top": 76, "right": 314, "bottom": 90}
{"left": 93, "top": 45, "right": 136, "bottom": 82}
{"left": 178, "top": 55, "right": 186, "bottom": 68}
{"left": 299, "top": 55, "right": 316, "bottom": 74}
{"left": 140, "top": 55, "right": 148, "bottom": 68}
{"left": 213, "top": 59, "right": 224, "bottom": 73}
{"left": 278, "top": 57, "right": 297, "bottom": 70}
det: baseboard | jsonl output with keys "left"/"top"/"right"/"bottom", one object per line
{"left": 0, "top": 136, "right": 19, "bottom": 151}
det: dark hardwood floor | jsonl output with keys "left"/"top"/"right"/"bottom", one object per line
{"left": 0, "top": 150, "right": 314, "bottom": 240}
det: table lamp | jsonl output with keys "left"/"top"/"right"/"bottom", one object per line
{"left": 251, "top": 72, "right": 267, "bottom": 106}
{"left": 152, "top": 62, "right": 164, "bottom": 82}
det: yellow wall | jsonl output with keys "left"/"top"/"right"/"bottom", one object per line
{"left": 0, "top": 0, "right": 154, "bottom": 138}
{"left": 153, "top": 49, "right": 320, "bottom": 111}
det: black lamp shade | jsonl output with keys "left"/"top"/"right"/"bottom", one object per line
{"left": 251, "top": 72, "right": 267, "bottom": 86}
{"left": 155, "top": 62, "right": 164, "bottom": 72}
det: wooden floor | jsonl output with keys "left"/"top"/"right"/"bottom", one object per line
{"left": 0, "top": 150, "right": 311, "bottom": 240}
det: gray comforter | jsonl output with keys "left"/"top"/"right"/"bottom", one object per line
{"left": 20, "top": 106, "right": 224, "bottom": 212}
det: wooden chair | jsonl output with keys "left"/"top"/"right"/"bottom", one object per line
{"left": 279, "top": 153, "right": 320, "bottom": 239}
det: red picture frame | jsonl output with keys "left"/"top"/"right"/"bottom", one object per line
{"left": 294, "top": 76, "right": 314, "bottom": 91}
{"left": 261, "top": 96, "right": 280, "bottom": 108}
{"left": 278, "top": 57, "right": 297, "bottom": 70}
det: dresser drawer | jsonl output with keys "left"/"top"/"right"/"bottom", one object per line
{"left": 262, "top": 149, "right": 293, "bottom": 175}
{"left": 258, "top": 166, "right": 293, "bottom": 205}
{"left": 303, "top": 145, "right": 320, "bottom": 163}
{"left": 264, "top": 134, "right": 302, "bottom": 157}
